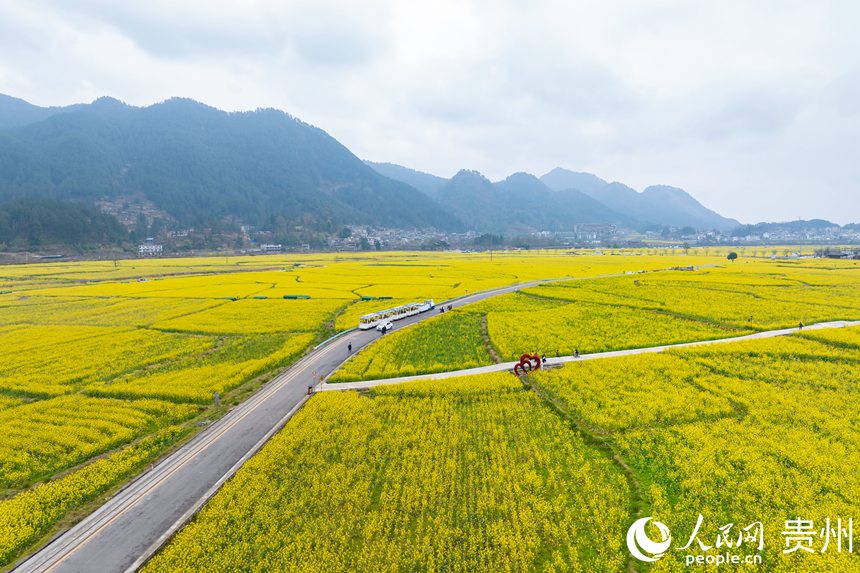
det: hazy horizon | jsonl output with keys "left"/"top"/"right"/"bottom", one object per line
{"left": 1, "top": 1, "right": 858, "bottom": 224}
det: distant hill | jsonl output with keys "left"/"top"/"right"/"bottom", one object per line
{"left": 732, "top": 219, "right": 841, "bottom": 237}
{"left": 539, "top": 168, "right": 739, "bottom": 230}
{"left": 539, "top": 167, "right": 608, "bottom": 195}
{"left": 364, "top": 161, "right": 448, "bottom": 196}
{"left": 0, "top": 93, "right": 743, "bottom": 242}
{"left": 0, "top": 94, "right": 82, "bottom": 129}
{"left": 427, "top": 170, "right": 633, "bottom": 234}
{"left": 0, "top": 95, "right": 463, "bottom": 233}
{"left": 639, "top": 185, "right": 739, "bottom": 230}
{"left": 369, "top": 162, "right": 738, "bottom": 232}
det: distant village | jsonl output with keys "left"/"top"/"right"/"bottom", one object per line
{"left": 5, "top": 216, "right": 857, "bottom": 265}
{"left": 130, "top": 220, "right": 860, "bottom": 259}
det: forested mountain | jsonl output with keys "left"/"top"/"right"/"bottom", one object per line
{"left": 369, "top": 162, "right": 738, "bottom": 232}
{"left": 0, "top": 95, "right": 463, "bottom": 233}
{"left": 539, "top": 167, "right": 608, "bottom": 195}
{"left": 538, "top": 167, "right": 739, "bottom": 230}
{"left": 0, "top": 198, "right": 127, "bottom": 247}
{"left": 0, "top": 93, "right": 741, "bottom": 247}
{"left": 639, "top": 185, "right": 739, "bottom": 230}
{"left": 364, "top": 161, "right": 448, "bottom": 195}
{"left": 0, "top": 94, "right": 83, "bottom": 129}
{"left": 425, "top": 170, "right": 633, "bottom": 234}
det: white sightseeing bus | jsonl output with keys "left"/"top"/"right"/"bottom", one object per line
{"left": 358, "top": 299, "right": 435, "bottom": 330}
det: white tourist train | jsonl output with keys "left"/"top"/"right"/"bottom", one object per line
{"left": 358, "top": 299, "right": 435, "bottom": 329}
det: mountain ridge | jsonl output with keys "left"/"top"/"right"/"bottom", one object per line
{"left": 539, "top": 167, "right": 739, "bottom": 230}
{"left": 426, "top": 168, "right": 635, "bottom": 234}
{"left": 1, "top": 93, "right": 739, "bottom": 237}
{"left": 0, "top": 93, "right": 87, "bottom": 129}
{"left": 0, "top": 94, "right": 464, "bottom": 233}
{"left": 366, "top": 162, "right": 740, "bottom": 232}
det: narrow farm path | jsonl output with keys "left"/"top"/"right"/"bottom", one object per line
{"left": 321, "top": 319, "right": 860, "bottom": 391}
{"left": 519, "top": 374, "right": 647, "bottom": 573}
{"left": 480, "top": 314, "right": 502, "bottom": 364}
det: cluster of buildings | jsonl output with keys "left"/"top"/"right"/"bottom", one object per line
{"left": 731, "top": 227, "right": 860, "bottom": 244}
{"left": 327, "top": 227, "right": 481, "bottom": 251}
{"left": 132, "top": 219, "right": 860, "bottom": 257}
{"left": 137, "top": 239, "right": 162, "bottom": 256}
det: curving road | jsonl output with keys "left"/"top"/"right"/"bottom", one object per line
{"left": 12, "top": 277, "right": 563, "bottom": 573}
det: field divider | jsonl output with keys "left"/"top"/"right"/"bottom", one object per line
{"left": 321, "top": 320, "right": 860, "bottom": 391}
{"left": 519, "top": 373, "right": 646, "bottom": 573}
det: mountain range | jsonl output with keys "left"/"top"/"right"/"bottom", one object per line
{"left": 0, "top": 93, "right": 740, "bottom": 245}
{"left": 0, "top": 94, "right": 459, "bottom": 234}
{"left": 368, "top": 162, "right": 739, "bottom": 232}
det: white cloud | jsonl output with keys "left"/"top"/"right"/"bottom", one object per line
{"left": 0, "top": 0, "right": 858, "bottom": 223}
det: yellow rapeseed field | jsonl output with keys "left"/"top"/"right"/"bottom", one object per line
{"left": 143, "top": 374, "right": 632, "bottom": 572}
{"left": 147, "top": 326, "right": 860, "bottom": 572}
{"left": 332, "top": 260, "right": 860, "bottom": 380}
{"left": 0, "top": 249, "right": 856, "bottom": 568}
{"left": 532, "top": 328, "right": 860, "bottom": 572}
{"left": 0, "top": 249, "right": 712, "bottom": 565}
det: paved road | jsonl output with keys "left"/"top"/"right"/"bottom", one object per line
{"left": 323, "top": 320, "right": 860, "bottom": 391}
{"left": 12, "top": 278, "right": 559, "bottom": 573}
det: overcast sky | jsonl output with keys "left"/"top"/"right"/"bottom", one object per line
{"left": 1, "top": 0, "right": 858, "bottom": 224}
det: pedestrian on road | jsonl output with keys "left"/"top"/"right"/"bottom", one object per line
{"left": 541, "top": 352, "right": 546, "bottom": 365}
{"left": 574, "top": 349, "right": 580, "bottom": 358}
{"left": 348, "top": 342, "right": 352, "bottom": 353}
{"left": 798, "top": 321, "right": 804, "bottom": 330}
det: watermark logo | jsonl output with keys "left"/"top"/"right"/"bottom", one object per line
{"left": 626, "top": 514, "right": 854, "bottom": 566}
{"left": 627, "top": 517, "right": 672, "bottom": 562}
